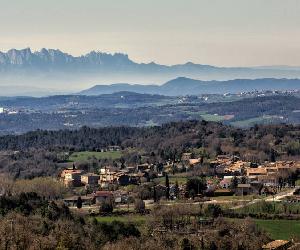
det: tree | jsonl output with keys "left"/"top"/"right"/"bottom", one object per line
{"left": 99, "top": 199, "right": 114, "bottom": 213}
{"left": 76, "top": 196, "right": 82, "bottom": 209}
{"left": 230, "top": 176, "right": 238, "bottom": 191}
{"left": 134, "top": 199, "right": 145, "bottom": 214}
{"left": 186, "top": 177, "right": 207, "bottom": 198}
{"left": 240, "top": 176, "right": 247, "bottom": 184}
{"left": 270, "top": 148, "right": 277, "bottom": 162}
{"left": 120, "top": 157, "right": 126, "bottom": 169}
{"left": 165, "top": 174, "right": 170, "bottom": 200}
{"left": 206, "top": 204, "right": 222, "bottom": 218}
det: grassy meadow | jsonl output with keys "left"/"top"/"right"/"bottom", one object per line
{"left": 69, "top": 151, "right": 123, "bottom": 162}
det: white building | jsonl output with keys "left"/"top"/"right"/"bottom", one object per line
{"left": 0, "top": 108, "right": 4, "bottom": 114}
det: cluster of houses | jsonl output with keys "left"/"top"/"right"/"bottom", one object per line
{"left": 60, "top": 152, "right": 203, "bottom": 191}
{"left": 210, "top": 155, "right": 300, "bottom": 195}
{"left": 60, "top": 151, "right": 300, "bottom": 204}
{"left": 60, "top": 164, "right": 157, "bottom": 189}
{"left": 63, "top": 188, "right": 136, "bottom": 207}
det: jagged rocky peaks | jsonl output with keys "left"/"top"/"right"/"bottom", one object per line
{"left": 0, "top": 48, "right": 134, "bottom": 66}
{"left": 1, "top": 48, "right": 300, "bottom": 95}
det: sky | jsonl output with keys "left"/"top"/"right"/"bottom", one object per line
{"left": 0, "top": 0, "right": 300, "bottom": 67}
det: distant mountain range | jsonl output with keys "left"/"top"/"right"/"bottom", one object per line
{"left": 2, "top": 48, "right": 300, "bottom": 94}
{"left": 79, "top": 77, "right": 300, "bottom": 96}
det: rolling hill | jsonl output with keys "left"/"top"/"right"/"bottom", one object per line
{"left": 80, "top": 77, "right": 300, "bottom": 96}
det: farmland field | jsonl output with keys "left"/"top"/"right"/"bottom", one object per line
{"left": 93, "top": 215, "right": 146, "bottom": 225}
{"left": 69, "top": 151, "right": 123, "bottom": 162}
{"left": 228, "top": 218, "right": 300, "bottom": 240}
{"left": 200, "top": 113, "right": 226, "bottom": 122}
{"left": 255, "top": 219, "right": 300, "bottom": 240}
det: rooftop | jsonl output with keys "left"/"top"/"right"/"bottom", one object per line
{"left": 262, "top": 240, "right": 290, "bottom": 249}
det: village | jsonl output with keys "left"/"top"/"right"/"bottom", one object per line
{"left": 57, "top": 147, "right": 300, "bottom": 249}
{"left": 60, "top": 147, "right": 300, "bottom": 211}
{"left": 1, "top": 124, "right": 300, "bottom": 249}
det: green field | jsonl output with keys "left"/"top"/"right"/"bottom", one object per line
{"left": 93, "top": 215, "right": 146, "bottom": 225}
{"left": 184, "top": 110, "right": 226, "bottom": 122}
{"left": 93, "top": 216, "right": 300, "bottom": 240}
{"left": 255, "top": 219, "right": 300, "bottom": 240}
{"left": 200, "top": 113, "right": 225, "bottom": 122}
{"left": 228, "top": 218, "right": 300, "bottom": 240}
{"left": 69, "top": 151, "right": 122, "bottom": 162}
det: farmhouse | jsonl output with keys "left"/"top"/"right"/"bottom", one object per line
{"left": 81, "top": 173, "right": 100, "bottom": 186}
{"left": 61, "top": 169, "right": 84, "bottom": 187}
{"left": 93, "top": 191, "right": 113, "bottom": 204}
{"left": 257, "top": 174, "right": 278, "bottom": 187}
{"left": 236, "top": 183, "right": 252, "bottom": 196}
{"left": 64, "top": 196, "right": 93, "bottom": 206}
{"left": 99, "top": 168, "right": 117, "bottom": 188}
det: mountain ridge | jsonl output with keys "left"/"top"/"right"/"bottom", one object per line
{"left": 1, "top": 48, "right": 299, "bottom": 71}
{"left": 79, "top": 77, "right": 300, "bottom": 96}
{"left": 2, "top": 48, "right": 300, "bottom": 92}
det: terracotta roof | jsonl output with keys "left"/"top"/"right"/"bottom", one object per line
{"left": 247, "top": 168, "right": 267, "bottom": 175}
{"left": 262, "top": 240, "right": 290, "bottom": 249}
{"left": 189, "top": 158, "right": 201, "bottom": 165}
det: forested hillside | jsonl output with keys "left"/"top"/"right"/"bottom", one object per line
{"left": 0, "top": 120, "right": 299, "bottom": 164}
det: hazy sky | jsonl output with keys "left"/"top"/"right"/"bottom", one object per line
{"left": 1, "top": 0, "right": 300, "bottom": 66}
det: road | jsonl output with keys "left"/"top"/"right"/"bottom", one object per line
{"left": 231, "top": 187, "right": 298, "bottom": 210}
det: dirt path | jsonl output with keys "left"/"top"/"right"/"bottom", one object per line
{"left": 231, "top": 187, "right": 298, "bottom": 210}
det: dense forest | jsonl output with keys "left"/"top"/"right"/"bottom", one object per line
{"left": 1, "top": 120, "right": 300, "bottom": 159}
